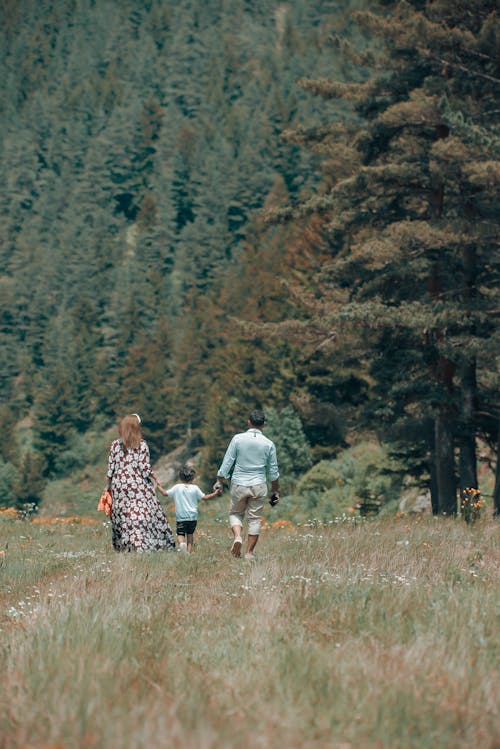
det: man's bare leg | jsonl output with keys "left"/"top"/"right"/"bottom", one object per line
{"left": 246, "top": 534, "right": 258, "bottom": 555}
{"left": 231, "top": 524, "right": 243, "bottom": 557}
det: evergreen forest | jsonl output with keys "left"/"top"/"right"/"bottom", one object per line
{"left": 0, "top": 0, "right": 498, "bottom": 517}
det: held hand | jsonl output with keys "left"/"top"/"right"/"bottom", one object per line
{"left": 213, "top": 482, "right": 224, "bottom": 494}
{"left": 269, "top": 492, "right": 280, "bottom": 506}
{"left": 157, "top": 486, "right": 168, "bottom": 497}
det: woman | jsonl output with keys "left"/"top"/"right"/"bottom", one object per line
{"left": 106, "top": 413, "right": 175, "bottom": 551}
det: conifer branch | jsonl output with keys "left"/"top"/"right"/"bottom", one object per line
{"left": 416, "top": 49, "right": 500, "bottom": 85}
{"left": 296, "top": 77, "right": 372, "bottom": 101}
{"left": 281, "top": 122, "right": 355, "bottom": 146}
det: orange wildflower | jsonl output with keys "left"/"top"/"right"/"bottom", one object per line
{"left": 271, "top": 519, "right": 294, "bottom": 530}
{"left": 0, "top": 507, "right": 21, "bottom": 519}
{"left": 32, "top": 516, "right": 99, "bottom": 526}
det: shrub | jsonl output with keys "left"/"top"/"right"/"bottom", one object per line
{"left": 0, "top": 458, "right": 18, "bottom": 506}
{"left": 292, "top": 442, "right": 404, "bottom": 521}
{"left": 460, "top": 488, "right": 484, "bottom": 524}
{"left": 264, "top": 406, "right": 312, "bottom": 489}
{"left": 53, "top": 427, "right": 112, "bottom": 476}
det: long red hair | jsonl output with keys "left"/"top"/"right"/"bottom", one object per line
{"left": 118, "top": 414, "right": 142, "bottom": 450}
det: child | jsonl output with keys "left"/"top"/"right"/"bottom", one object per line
{"left": 158, "top": 465, "right": 222, "bottom": 553}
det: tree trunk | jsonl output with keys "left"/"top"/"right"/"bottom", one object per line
{"left": 494, "top": 420, "right": 500, "bottom": 517}
{"left": 429, "top": 452, "right": 439, "bottom": 515}
{"left": 427, "top": 171, "right": 457, "bottom": 515}
{"left": 435, "top": 409, "right": 457, "bottom": 515}
{"left": 458, "top": 358, "right": 478, "bottom": 496}
{"left": 459, "top": 241, "right": 478, "bottom": 497}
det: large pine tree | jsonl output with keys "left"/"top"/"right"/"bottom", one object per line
{"left": 271, "top": 0, "right": 499, "bottom": 514}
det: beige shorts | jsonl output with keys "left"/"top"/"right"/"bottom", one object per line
{"left": 229, "top": 482, "right": 267, "bottom": 535}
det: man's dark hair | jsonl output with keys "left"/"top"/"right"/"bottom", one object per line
{"left": 179, "top": 464, "right": 196, "bottom": 482}
{"left": 249, "top": 409, "right": 265, "bottom": 427}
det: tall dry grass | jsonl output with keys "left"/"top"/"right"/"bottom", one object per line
{"left": 0, "top": 514, "right": 498, "bottom": 749}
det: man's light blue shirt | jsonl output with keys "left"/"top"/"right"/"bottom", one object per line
{"left": 218, "top": 428, "right": 279, "bottom": 487}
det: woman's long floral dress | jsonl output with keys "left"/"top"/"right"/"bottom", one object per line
{"left": 107, "top": 439, "right": 175, "bottom": 551}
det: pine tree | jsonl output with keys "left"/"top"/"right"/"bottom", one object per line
{"left": 264, "top": 405, "right": 312, "bottom": 489}
{"left": 32, "top": 311, "right": 79, "bottom": 475}
{"left": 270, "top": 0, "right": 499, "bottom": 514}
{"left": 0, "top": 404, "right": 18, "bottom": 464}
{"left": 112, "top": 317, "right": 176, "bottom": 459}
{"left": 12, "top": 450, "right": 47, "bottom": 510}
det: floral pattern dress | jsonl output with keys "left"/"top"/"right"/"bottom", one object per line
{"left": 107, "top": 439, "right": 175, "bottom": 551}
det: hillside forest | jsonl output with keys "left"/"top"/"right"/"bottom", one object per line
{"left": 0, "top": 0, "right": 498, "bottom": 517}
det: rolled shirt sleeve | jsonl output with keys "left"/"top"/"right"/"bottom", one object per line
{"left": 267, "top": 442, "right": 279, "bottom": 482}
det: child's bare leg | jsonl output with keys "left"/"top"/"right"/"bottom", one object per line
{"left": 187, "top": 533, "right": 194, "bottom": 553}
{"left": 177, "top": 534, "right": 188, "bottom": 551}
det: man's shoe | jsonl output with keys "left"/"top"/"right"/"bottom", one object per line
{"left": 231, "top": 537, "right": 242, "bottom": 557}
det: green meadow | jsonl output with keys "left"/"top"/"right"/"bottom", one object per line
{"left": 1, "top": 512, "right": 498, "bottom": 749}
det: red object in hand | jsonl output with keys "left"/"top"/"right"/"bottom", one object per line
{"left": 97, "top": 490, "right": 113, "bottom": 517}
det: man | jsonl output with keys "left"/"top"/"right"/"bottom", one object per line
{"left": 214, "top": 409, "right": 280, "bottom": 559}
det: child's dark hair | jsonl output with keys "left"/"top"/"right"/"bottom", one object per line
{"left": 179, "top": 464, "right": 196, "bottom": 482}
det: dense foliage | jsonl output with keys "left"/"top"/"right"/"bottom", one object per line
{"left": 0, "top": 1, "right": 498, "bottom": 515}
{"left": 269, "top": 0, "right": 500, "bottom": 514}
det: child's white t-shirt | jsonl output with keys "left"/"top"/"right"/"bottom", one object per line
{"left": 168, "top": 483, "right": 205, "bottom": 521}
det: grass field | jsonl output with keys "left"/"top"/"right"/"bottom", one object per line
{"left": 0, "top": 511, "right": 498, "bottom": 749}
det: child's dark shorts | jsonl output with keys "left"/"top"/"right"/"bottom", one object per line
{"left": 176, "top": 519, "right": 197, "bottom": 536}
